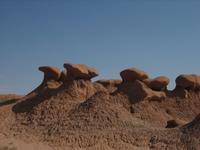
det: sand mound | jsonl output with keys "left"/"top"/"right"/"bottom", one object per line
{"left": 0, "top": 94, "right": 21, "bottom": 129}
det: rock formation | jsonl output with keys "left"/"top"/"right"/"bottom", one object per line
{"left": 119, "top": 80, "right": 166, "bottom": 102}
{"left": 39, "top": 66, "right": 61, "bottom": 82}
{"left": 96, "top": 79, "right": 122, "bottom": 87}
{"left": 59, "top": 69, "right": 67, "bottom": 82}
{"left": 166, "top": 120, "right": 179, "bottom": 128}
{"left": 63, "top": 63, "right": 99, "bottom": 81}
{"left": 119, "top": 68, "right": 166, "bottom": 102}
{"left": 144, "top": 76, "right": 170, "bottom": 91}
{"left": 95, "top": 79, "right": 121, "bottom": 89}
{"left": 120, "top": 68, "right": 149, "bottom": 82}
{"left": 1, "top": 63, "right": 200, "bottom": 150}
{"left": 182, "top": 114, "right": 200, "bottom": 139}
{"left": 95, "top": 79, "right": 122, "bottom": 93}
{"left": 175, "top": 74, "right": 200, "bottom": 90}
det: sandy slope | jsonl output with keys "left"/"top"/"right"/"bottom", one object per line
{"left": 0, "top": 79, "right": 200, "bottom": 150}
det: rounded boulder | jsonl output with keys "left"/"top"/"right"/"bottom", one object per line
{"left": 120, "top": 68, "right": 149, "bottom": 82}
{"left": 147, "top": 76, "right": 170, "bottom": 91}
{"left": 176, "top": 74, "right": 200, "bottom": 90}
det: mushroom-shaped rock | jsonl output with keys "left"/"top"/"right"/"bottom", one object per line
{"left": 145, "top": 76, "right": 170, "bottom": 91}
{"left": 39, "top": 66, "right": 61, "bottom": 81}
{"left": 96, "top": 80, "right": 122, "bottom": 87}
{"left": 119, "top": 80, "right": 166, "bottom": 103}
{"left": 120, "top": 68, "right": 149, "bottom": 82}
{"left": 176, "top": 74, "right": 200, "bottom": 90}
{"left": 63, "top": 63, "right": 99, "bottom": 80}
{"left": 132, "top": 80, "right": 166, "bottom": 101}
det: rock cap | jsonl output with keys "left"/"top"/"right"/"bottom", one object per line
{"left": 120, "top": 68, "right": 149, "bottom": 82}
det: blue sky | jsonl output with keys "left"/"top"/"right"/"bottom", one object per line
{"left": 0, "top": 0, "right": 200, "bottom": 94}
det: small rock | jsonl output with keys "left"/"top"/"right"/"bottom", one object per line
{"left": 166, "top": 120, "right": 179, "bottom": 128}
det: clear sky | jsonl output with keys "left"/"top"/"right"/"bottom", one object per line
{"left": 0, "top": 0, "right": 200, "bottom": 94}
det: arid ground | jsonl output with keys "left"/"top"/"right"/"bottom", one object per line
{"left": 0, "top": 63, "right": 199, "bottom": 150}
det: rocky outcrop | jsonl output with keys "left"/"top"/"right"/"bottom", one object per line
{"left": 34, "top": 65, "right": 200, "bottom": 101}
{"left": 119, "top": 80, "right": 166, "bottom": 103}
{"left": 64, "top": 80, "right": 99, "bottom": 100}
{"left": 59, "top": 69, "right": 67, "bottom": 82}
{"left": 39, "top": 66, "right": 61, "bottom": 81}
{"left": 63, "top": 63, "right": 99, "bottom": 81}
{"left": 182, "top": 114, "right": 200, "bottom": 138}
{"left": 38, "top": 66, "right": 62, "bottom": 89}
{"left": 25, "top": 66, "right": 61, "bottom": 97}
{"left": 166, "top": 120, "right": 179, "bottom": 128}
{"left": 6, "top": 63, "right": 200, "bottom": 149}
{"left": 119, "top": 68, "right": 168, "bottom": 102}
{"left": 175, "top": 74, "right": 200, "bottom": 90}
{"left": 95, "top": 79, "right": 122, "bottom": 93}
{"left": 172, "top": 87, "right": 189, "bottom": 98}
{"left": 96, "top": 80, "right": 122, "bottom": 88}
{"left": 145, "top": 76, "right": 170, "bottom": 91}
{"left": 120, "top": 68, "right": 149, "bottom": 82}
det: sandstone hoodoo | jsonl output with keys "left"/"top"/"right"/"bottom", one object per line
{"left": 119, "top": 80, "right": 166, "bottom": 102}
{"left": 120, "top": 68, "right": 149, "bottom": 82}
{"left": 145, "top": 76, "right": 170, "bottom": 91}
{"left": 1, "top": 63, "right": 200, "bottom": 150}
{"left": 37, "top": 66, "right": 62, "bottom": 90}
{"left": 39, "top": 66, "right": 61, "bottom": 81}
{"left": 175, "top": 74, "right": 200, "bottom": 90}
{"left": 63, "top": 63, "right": 99, "bottom": 80}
